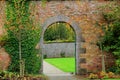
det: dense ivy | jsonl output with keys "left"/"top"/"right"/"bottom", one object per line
{"left": 4, "top": 0, "right": 41, "bottom": 74}
{"left": 99, "top": 2, "right": 120, "bottom": 73}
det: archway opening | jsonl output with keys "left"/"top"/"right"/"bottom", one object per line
{"left": 40, "top": 15, "right": 83, "bottom": 75}
{"left": 43, "top": 22, "right": 76, "bottom": 75}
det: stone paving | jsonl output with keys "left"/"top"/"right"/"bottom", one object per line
{"left": 43, "top": 61, "right": 82, "bottom": 80}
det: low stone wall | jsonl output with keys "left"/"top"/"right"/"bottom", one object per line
{"left": 42, "top": 42, "right": 75, "bottom": 58}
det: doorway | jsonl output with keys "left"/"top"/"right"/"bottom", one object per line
{"left": 43, "top": 22, "right": 76, "bottom": 75}
{"left": 40, "top": 15, "right": 82, "bottom": 75}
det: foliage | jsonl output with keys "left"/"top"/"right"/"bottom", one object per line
{"left": 44, "top": 22, "right": 75, "bottom": 42}
{"left": 0, "top": 70, "right": 47, "bottom": 80}
{"left": 0, "top": 34, "right": 8, "bottom": 46}
{"left": 44, "top": 40, "right": 75, "bottom": 44}
{"left": 0, "top": 71, "right": 17, "bottom": 79}
{"left": 88, "top": 73, "right": 98, "bottom": 79}
{"left": 98, "top": 71, "right": 108, "bottom": 79}
{"left": 88, "top": 71, "right": 115, "bottom": 79}
{"left": 98, "top": 2, "right": 120, "bottom": 73}
{"left": 60, "top": 51, "right": 65, "bottom": 58}
{"left": 107, "top": 72, "right": 115, "bottom": 78}
{"left": 4, "top": 0, "right": 41, "bottom": 74}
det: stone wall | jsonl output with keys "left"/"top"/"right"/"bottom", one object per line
{"left": 0, "top": 1, "right": 5, "bottom": 36}
{"left": 0, "top": 1, "right": 10, "bottom": 70}
{"left": 42, "top": 43, "right": 75, "bottom": 58}
{"left": 31, "top": 1, "right": 115, "bottom": 74}
{"left": 0, "top": 1, "right": 116, "bottom": 74}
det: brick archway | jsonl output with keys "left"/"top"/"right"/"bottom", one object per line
{"left": 40, "top": 15, "right": 86, "bottom": 75}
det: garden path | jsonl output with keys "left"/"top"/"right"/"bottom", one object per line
{"left": 43, "top": 61, "right": 81, "bottom": 80}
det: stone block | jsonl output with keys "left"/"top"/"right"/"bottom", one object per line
{"left": 80, "top": 48, "right": 86, "bottom": 53}
{"left": 81, "top": 37, "right": 85, "bottom": 42}
{"left": 80, "top": 58, "right": 86, "bottom": 63}
{"left": 79, "top": 68, "right": 87, "bottom": 75}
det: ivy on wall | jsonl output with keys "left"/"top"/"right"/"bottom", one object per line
{"left": 4, "top": 0, "right": 41, "bottom": 74}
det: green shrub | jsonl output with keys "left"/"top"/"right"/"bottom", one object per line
{"left": 4, "top": 0, "right": 41, "bottom": 74}
{"left": 0, "top": 34, "right": 8, "bottom": 46}
{"left": 88, "top": 73, "right": 98, "bottom": 79}
{"left": 0, "top": 71, "right": 47, "bottom": 80}
{"left": 43, "top": 54, "right": 47, "bottom": 59}
{"left": 88, "top": 71, "right": 115, "bottom": 79}
{"left": 60, "top": 52, "right": 65, "bottom": 58}
{"left": 98, "top": 2, "right": 120, "bottom": 74}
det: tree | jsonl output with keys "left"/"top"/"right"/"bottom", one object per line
{"left": 98, "top": 2, "right": 120, "bottom": 73}
{"left": 4, "top": 0, "right": 41, "bottom": 75}
{"left": 44, "top": 22, "right": 75, "bottom": 42}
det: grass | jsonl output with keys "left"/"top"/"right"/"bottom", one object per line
{"left": 44, "top": 40, "right": 75, "bottom": 44}
{"left": 44, "top": 58, "right": 75, "bottom": 72}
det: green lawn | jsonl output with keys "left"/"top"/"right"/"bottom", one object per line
{"left": 44, "top": 58, "right": 75, "bottom": 72}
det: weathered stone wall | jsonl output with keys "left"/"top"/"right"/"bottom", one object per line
{"left": 0, "top": 1, "right": 10, "bottom": 71}
{"left": 42, "top": 43, "right": 75, "bottom": 58}
{"left": 30, "top": 1, "right": 115, "bottom": 74}
{"left": 0, "top": 1, "right": 116, "bottom": 74}
{"left": 0, "top": 1, "right": 5, "bottom": 36}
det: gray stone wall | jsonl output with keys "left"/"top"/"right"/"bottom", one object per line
{"left": 42, "top": 42, "right": 75, "bottom": 58}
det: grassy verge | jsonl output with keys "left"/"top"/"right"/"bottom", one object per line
{"left": 44, "top": 58, "right": 75, "bottom": 72}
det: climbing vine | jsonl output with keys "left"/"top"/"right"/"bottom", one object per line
{"left": 4, "top": 0, "right": 41, "bottom": 74}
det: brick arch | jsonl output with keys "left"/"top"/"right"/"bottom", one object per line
{"left": 40, "top": 15, "right": 86, "bottom": 74}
